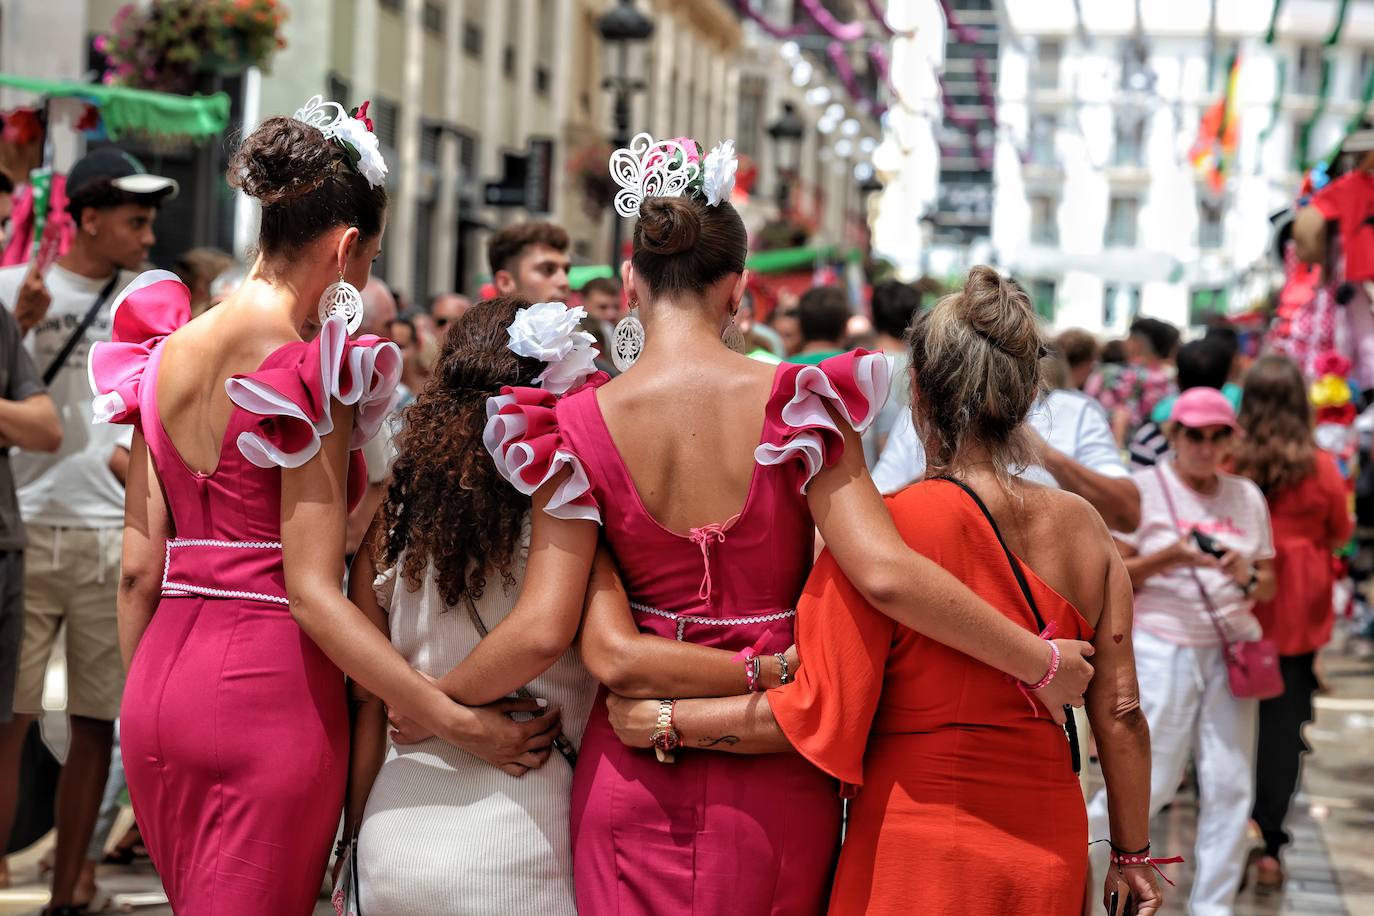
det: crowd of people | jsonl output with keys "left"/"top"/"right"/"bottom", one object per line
{"left": 0, "top": 93, "right": 1359, "bottom": 916}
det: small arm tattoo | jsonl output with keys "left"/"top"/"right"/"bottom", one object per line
{"left": 696, "top": 735, "right": 740, "bottom": 748}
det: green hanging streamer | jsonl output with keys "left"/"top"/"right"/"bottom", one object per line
{"left": 1264, "top": 0, "right": 1284, "bottom": 44}
{"left": 1326, "top": 0, "right": 1351, "bottom": 45}
{"left": 1321, "top": 55, "right": 1374, "bottom": 167}
{"left": 1259, "top": 59, "right": 1287, "bottom": 148}
{"left": 1298, "top": 56, "right": 1335, "bottom": 170}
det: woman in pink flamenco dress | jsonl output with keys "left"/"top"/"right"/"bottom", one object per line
{"left": 428, "top": 135, "right": 1096, "bottom": 915}
{"left": 89, "top": 112, "right": 554, "bottom": 914}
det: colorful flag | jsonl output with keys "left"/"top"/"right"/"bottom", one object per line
{"left": 1190, "top": 55, "right": 1242, "bottom": 193}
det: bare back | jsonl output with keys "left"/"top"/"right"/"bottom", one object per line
{"left": 155, "top": 297, "right": 301, "bottom": 475}
{"left": 964, "top": 475, "right": 1113, "bottom": 630}
{"left": 596, "top": 348, "right": 779, "bottom": 534}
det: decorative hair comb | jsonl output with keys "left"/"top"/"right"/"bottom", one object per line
{"left": 609, "top": 132, "right": 738, "bottom": 218}
{"left": 291, "top": 95, "right": 389, "bottom": 188}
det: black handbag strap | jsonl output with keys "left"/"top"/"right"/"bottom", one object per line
{"left": 462, "top": 593, "right": 578, "bottom": 768}
{"left": 1151, "top": 465, "right": 1235, "bottom": 650}
{"left": 42, "top": 272, "right": 119, "bottom": 385}
{"left": 933, "top": 476, "right": 1081, "bottom": 774}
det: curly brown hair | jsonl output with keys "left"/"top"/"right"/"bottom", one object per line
{"left": 1231, "top": 354, "right": 1317, "bottom": 496}
{"left": 375, "top": 296, "right": 544, "bottom": 605}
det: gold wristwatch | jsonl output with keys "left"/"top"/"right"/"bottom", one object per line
{"left": 650, "top": 698, "right": 681, "bottom": 764}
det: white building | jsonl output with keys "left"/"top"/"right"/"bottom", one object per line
{"left": 988, "top": 0, "right": 1374, "bottom": 334}
{"left": 871, "top": 0, "right": 1374, "bottom": 333}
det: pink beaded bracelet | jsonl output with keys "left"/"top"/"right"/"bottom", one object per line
{"left": 1024, "top": 639, "right": 1061, "bottom": 691}
{"left": 734, "top": 639, "right": 767, "bottom": 693}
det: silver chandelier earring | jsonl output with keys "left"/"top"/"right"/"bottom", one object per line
{"left": 611, "top": 306, "right": 644, "bottom": 372}
{"left": 318, "top": 273, "right": 364, "bottom": 334}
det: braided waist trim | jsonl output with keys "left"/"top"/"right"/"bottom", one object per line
{"left": 161, "top": 537, "right": 289, "bottom": 606}
{"left": 629, "top": 601, "right": 795, "bottom": 642}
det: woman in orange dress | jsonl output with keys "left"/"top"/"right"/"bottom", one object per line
{"left": 605, "top": 267, "right": 1162, "bottom": 914}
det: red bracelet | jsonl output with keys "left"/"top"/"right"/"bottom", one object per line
{"left": 734, "top": 637, "right": 768, "bottom": 693}
{"left": 1110, "top": 849, "right": 1185, "bottom": 886}
{"left": 1024, "top": 639, "right": 1061, "bottom": 691}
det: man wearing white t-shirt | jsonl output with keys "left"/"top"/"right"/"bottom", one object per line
{"left": 872, "top": 380, "right": 1141, "bottom": 532}
{"left": 0, "top": 148, "right": 175, "bottom": 909}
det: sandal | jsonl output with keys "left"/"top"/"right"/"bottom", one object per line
{"left": 1254, "top": 854, "right": 1285, "bottom": 891}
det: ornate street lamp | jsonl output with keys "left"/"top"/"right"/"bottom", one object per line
{"left": 767, "top": 101, "right": 806, "bottom": 214}
{"left": 598, "top": 0, "right": 654, "bottom": 267}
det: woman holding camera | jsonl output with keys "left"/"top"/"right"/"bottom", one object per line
{"left": 1086, "top": 386, "right": 1275, "bottom": 916}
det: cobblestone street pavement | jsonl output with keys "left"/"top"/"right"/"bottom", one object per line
{"left": 2, "top": 643, "right": 1371, "bottom": 916}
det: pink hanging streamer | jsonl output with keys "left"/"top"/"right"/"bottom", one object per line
{"left": 797, "top": 0, "right": 866, "bottom": 41}
{"left": 827, "top": 42, "right": 886, "bottom": 117}
{"left": 938, "top": 0, "right": 984, "bottom": 43}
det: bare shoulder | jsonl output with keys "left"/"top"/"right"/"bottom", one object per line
{"left": 1022, "top": 482, "right": 1116, "bottom": 558}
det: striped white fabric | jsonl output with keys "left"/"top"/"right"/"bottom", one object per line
{"left": 357, "top": 523, "right": 597, "bottom": 915}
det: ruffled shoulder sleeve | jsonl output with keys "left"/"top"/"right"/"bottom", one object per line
{"left": 482, "top": 373, "right": 609, "bottom": 524}
{"left": 88, "top": 270, "right": 191, "bottom": 426}
{"left": 756, "top": 349, "right": 890, "bottom": 493}
{"left": 224, "top": 315, "right": 402, "bottom": 469}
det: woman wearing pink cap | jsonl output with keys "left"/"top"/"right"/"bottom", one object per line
{"left": 1086, "top": 386, "right": 1276, "bottom": 915}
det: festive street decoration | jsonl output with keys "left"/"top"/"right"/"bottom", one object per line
{"left": 1190, "top": 53, "right": 1241, "bottom": 193}
{"left": 0, "top": 74, "right": 229, "bottom": 141}
{"left": 97, "top": 0, "right": 287, "bottom": 94}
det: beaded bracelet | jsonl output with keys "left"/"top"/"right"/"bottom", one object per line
{"left": 745, "top": 655, "right": 762, "bottom": 692}
{"left": 1024, "top": 639, "right": 1061, "bottom": 691}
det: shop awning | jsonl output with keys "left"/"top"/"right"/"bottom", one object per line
{"left": 0, "top": 74, "right": 230, "bottom": 140}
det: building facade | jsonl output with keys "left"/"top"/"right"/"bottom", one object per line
{"left": 0, "top": 0, "right": 886, "bottom": 305}
{"left": 988, "top": 0, "right": 1374, "bottom": 334}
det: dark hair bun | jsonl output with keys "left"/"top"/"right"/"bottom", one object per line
{"left": 637, "top": 196, "right": 701, "bottom": 256}
{"left": 229, "top": 116, "right": 340, "bottom": 206}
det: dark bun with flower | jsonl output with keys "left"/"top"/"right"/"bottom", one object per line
{"left": 229, "top": 114, "right": 387, "bottom": 255}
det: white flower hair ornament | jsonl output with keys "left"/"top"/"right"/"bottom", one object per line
{"left": 506, "top": 301, "right": 599, "bottom": 396}
{"left": 702, "top": 139, "right": 738, "bottom": 207}
{"left": 609, "top": 132, "right": 738, "bottom": 217}
{"left": 291, "top": 95, "right": 389, "bottom": 189}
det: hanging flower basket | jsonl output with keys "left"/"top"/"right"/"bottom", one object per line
{"left": 98, "top": 0, "right": 288, "bottom": 94}
{"left": 567, "top": 141, "right": 618, "bottom": 220}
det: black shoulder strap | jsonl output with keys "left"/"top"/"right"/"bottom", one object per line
{"left": 932, "top": 475, "right": 1081, "bottom": 773}
{"left": 462, "top": 593, "right": 579, "bottom": 768}
{"left": 42, "top": 272, "right": 120, "bottom": 386}
{"left": 933, "top": 476, "right": 1048, "bottom": 633}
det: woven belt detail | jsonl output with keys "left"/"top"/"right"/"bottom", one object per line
{"left": 629, "top": 601, "right": 795, "bottom": 642}
{"left": 161, "top": 538, "right": 289, "bottom": 606}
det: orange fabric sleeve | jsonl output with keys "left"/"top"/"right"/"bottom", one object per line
{"left": 766, "top": 548, "right": 896, "bottom": 788}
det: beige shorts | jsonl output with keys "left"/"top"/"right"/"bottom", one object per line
{"left": 13, "top": 524, "right": 124, "bottom": 721}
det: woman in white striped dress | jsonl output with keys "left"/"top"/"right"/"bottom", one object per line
{"left": 343, "top": 297, "right": 599, "bottom": 915}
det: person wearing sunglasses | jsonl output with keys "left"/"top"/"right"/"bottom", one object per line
{"left": 429, "top": 292, "right": 472, "bottom": 337}
{"left": 1087, "top": 386, "right": 1276, "bottom": 916}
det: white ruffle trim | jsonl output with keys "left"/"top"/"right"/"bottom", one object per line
{"left": 483, "top": 393, "right": 602, "bottom": 524}
{"left": 90, "top": 388, "right": 128, "bottom": 426}
{"left": 224, "top": 316, "right": 403, "bottom": 469}
{"left": 753, "top": 352, "right": 890, "bottom": 493}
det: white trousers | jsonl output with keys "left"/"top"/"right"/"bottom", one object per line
{"left": 1087, "top": 628, "right": 1258, "bottom": 916}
